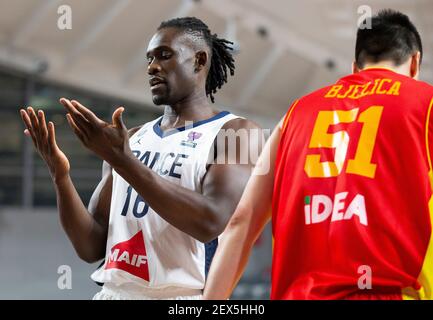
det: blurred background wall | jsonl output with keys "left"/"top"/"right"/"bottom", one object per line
{"left": 0, "top": 0, "right": 432, "bottom": 299}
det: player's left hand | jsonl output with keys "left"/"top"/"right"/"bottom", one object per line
{"left": 60, "top": 98, "right": 132, "bottom": 166}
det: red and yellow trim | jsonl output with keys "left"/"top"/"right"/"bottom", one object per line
{"left": 281, "top": 100, "right": 299, "bottom": 132}
{"left": 403, "top": 97, "right": 433, "bottom": 300}
{"left": 273, "top": 99, "right": 299, "bottom": 251}
{"left": 362, "top": 66, "right": 397, "bottom": 73}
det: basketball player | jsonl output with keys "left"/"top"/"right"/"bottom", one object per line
{"left": 204, "top": 9, "right": 433, "bottom": 300}
{"left": 19, "top": 17, "right": 262, "bottom": 300}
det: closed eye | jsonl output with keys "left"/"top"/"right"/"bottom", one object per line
{"left": 146, "top": 47, "right": 174, "bottom": 64}
{"left": 161, "top": 51, "right": 172, "bottom": 60}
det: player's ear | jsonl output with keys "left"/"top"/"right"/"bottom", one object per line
{"left": 410, "top": 51, "right": 421, "bottom": 80}
{"left": 194, "top": 51, "right": 208, "bottom": 73}
{"left": 352, "top": 61, "right": 360, "bottom": 74}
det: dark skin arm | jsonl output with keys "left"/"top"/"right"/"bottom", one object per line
{"left": 19, "top": 106, "right": 139, "bottom": 263}
{"left": 60, "top": 98, "right": 263, "bottom": 243}
{"left": 54, "top": 160, "right": 112, "bottom": 263}
{"left": 198, "top": 118, "right": 263, "bottom": 240}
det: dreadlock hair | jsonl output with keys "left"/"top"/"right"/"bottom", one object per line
{"left": 158, "top": 17, "right": 235, "bottom": 103}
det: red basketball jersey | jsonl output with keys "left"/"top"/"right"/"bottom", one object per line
{"left": 272, "top": 68, "right": 433, "bottom": 299}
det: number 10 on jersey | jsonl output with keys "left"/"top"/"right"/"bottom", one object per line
{"left": 304, "top": 106, "right": 383, "bottom": 179}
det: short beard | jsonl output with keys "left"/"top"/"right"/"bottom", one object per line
{"left": 152, "top": 96, "right": 165, "bottom": 106}
{"left": 152, "top": 94, "right": 168, "bottom": 106}
{"left": 151, "top": 85, "right": 171, "bottom": 105}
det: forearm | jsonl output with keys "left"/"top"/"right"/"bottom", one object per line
{"left": 203, "top": 212, "right": 257, "bottom": 299}
{"left": 20, "top": 105, "right": 108, "bottom": 263}
{"left": 112, "top": 154, "right": 220, "bottom": 242}
{"left": 203, "top": 167, "right": 274, "bottom": 299}
{"left": 54, "top": 175, "right": 106, "bottom": 262}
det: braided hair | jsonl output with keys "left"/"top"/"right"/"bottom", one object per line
{"left": 158, "top": 17, "right": 235, "bottom": 103}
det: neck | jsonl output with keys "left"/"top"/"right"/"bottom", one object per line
{"left": 362, "top": 61, "right": 411, "bottom": 77}
{"left": 161, "top": 92, "right": 216, "bottom": 130}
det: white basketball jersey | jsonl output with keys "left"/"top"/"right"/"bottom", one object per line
{"left": 91, "top": 111, "right": 239, "bottom": 294}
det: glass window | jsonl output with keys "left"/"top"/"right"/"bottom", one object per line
{"left": 0, "top": 71, "right": 26, "bottom": 205}
{"left": 0, "top": 69, "right": 161, "bottom": 207}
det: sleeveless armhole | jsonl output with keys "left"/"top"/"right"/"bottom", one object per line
{"left": 281, "top": 99, "right": 300, "bottom": 132}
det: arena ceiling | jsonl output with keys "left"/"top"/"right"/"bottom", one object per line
{"left": 1, "top": 0, "right": 432, "bottom": 128}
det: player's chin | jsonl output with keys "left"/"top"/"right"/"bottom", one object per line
{"left": 152, "top": 94, "right": 168, "bottom": 106}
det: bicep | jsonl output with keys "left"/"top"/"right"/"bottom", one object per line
{"left": 202, "top": 162, "right": 252, "bottom": 226}
{"left": 228, "top": 118, "right": 284, "bottom": 234}
{"left": 201, "top": 120, "right": 266, "bottom": 227}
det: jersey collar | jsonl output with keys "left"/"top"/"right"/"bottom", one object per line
{"left": 153, "top": 111, "right": 230, "bottom": 138}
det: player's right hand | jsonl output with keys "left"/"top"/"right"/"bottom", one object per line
{"left": 20, "top": 107, "right": 70, "bottom": 182}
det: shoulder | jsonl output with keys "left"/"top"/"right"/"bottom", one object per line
{"left": 415, "top": 80, "right": 433, "bottom": 100}
{"left": 221, "top": 117, "right": 262, "bottom": 131}
{"left": 214, "top": 116, "right": 265, "bottom": 164}
{"left": 127, "top": 115, "right": 163, "bottom": 138}
{"left": 128, "top": 125, "right": 142, "bottom": 138}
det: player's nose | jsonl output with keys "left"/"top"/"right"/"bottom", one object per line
{"left": 147, "top": 60, "right": 162, "bottom": 76}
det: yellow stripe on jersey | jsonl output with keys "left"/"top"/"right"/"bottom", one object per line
{"left": 362, "top": 66, "right": 397, "bottom": 72}
{"left": 418, "top": 186, "right": 433, "bottom": 299}
{"left": 281, "top": 100, "right": 299, "bottom": 132}
{"left": 403, "top": 97, "right": 433, "bottom": 300}
{"left": 274, "top": 99, "right": 299, "bottom": 253}
{"left": 402, "top": 183, "right": 433, "bottom": 300}
{"left": 426, "top": 98, "right": 433, "bottom": 171}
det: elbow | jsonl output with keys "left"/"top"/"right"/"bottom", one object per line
{"left": 197, "top": 208, "right": 252, "bottom": 245}
{"left": 76, "top": 251, "right": 94, "bottom": 264}
{"left": 193, "top": 203, "right": 249, "bottom": 243}
{"left": 197, "top": 230, "right": 221, "bottom": 244}
{"left": 195, "top": 225, "right": 221, "bottom": 243}
{"left": 195, "top": 212, "right": 230, "bottom": 244}
{"left": 76, "top": 249, "right": 104, "bottom": 264}
{"left": 81, "top": 256, "right": 100, "bottom": 264}
{"left": 221, "top": 205, "right": 252, "bottom": 240}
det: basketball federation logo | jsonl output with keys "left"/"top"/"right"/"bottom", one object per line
{"left": 180, "top": 131, "right": 202, "bottom": 148}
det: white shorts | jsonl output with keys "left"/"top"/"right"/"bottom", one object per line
{"left": 93, "top": 283, "right": 202, "bottom": 300}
